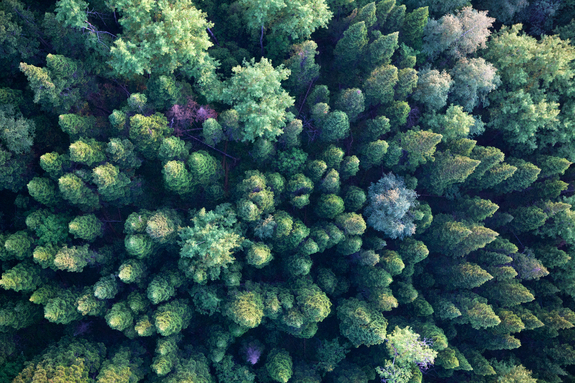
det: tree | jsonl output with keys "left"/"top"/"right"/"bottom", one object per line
{"left": 283, "top": 41, "right": 321, "bottom": 96}
{"left": 400, "top": 7, "right": 429, "bottom": 51}
{"left": 363, "top": 65, "right": 398, "bottom": 107}
{"left": 363, "top": 173, "right": 420, "bottom": 239}
{"left": 129, "top": 113, "right": 172, "bottom": 160}
{"left": 13, "top": 337, "right": 105, "bottom": 383}
{"left": 226, "top": 291, "right": 265, "bottom": 329}
{"left": 221, "top": 58, "right": 295, "bottom": 143}
{"left": 411, "top": 69, "right": 452, "bottom": 111}
{"left": 420, "top": 150, "right": 480, "bottom": 196}
{"left": 239, "top": 0, "right": 331, "bottom": 41}
{"left": 334, "top": 21, "right": 368, "bottom": 71}
{"left": 266, "top": 349, "right": 293, "bottom": 383}
{"left": 68, "top": 214, "right": 103, "bottom": 242}
{"left": 422, "top": 6, "right": 495, "bottom": 59}
{"left": 20, "top": 54, "right": 93, "bottom": 114}
{"left": 337, "top": 298, "right": 387, "bottom": 347}
{"left": 449, "top": 58, "right": 500, "bottom": 112}
{"left": 376, "top": 326, "right": 437, "bottom": 383}
{"left": 154, "top": 299, "right": 192, "bottom": 336}
{"left": 0, "top": 105, "right": 35, "bottom": 154}
{"left": 106, "top": 0, "right": 215, "bottom": 79}
{"left": 178, "top": 204, "right": 244, "bottom": 284}
{"left": 319, "top": 111, "right": 350, "bottom": 142}
{"left": 335, "top": 89, "right": 365, "bottom": 123}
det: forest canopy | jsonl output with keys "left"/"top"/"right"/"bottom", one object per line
{"left": 1, "top": 0, "right": 575, "bottom": 382}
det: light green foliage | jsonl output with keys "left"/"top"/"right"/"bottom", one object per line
{"left": 284, "top": 41, "right": 321, "bottom": 96}
{"left": 359, "top": 140, "right": 388, "bottom": 170}
{"left": 317, "top": 338, "right": 350, "bottom": 372}
{"left": 53, "top": 244, "right": 95, "bottom": 272}
{"left": 0, "top": 261, "right": 42, "bottom": 292}
{"left": 146, "top": 75, "right": 183, "bottom": 111}
{"left": 44, "top": 290, "right": 83, "bottom": 324}
{"left": 118, "top": 259, "right": 146, "bottom": 284}
{"left": 69, "top": 138, "right": 105, "bottom": 166}
{"left": 266, "top": 348, "right": 293, "bottom": 383}
{"left": 363, "top": 65, "right": 398, "bottom": 106}
{"left": 365, "top": 32, "right": 398, "bottom": 75}
{"left": 274, "top": 148, "right": 308, "bottom": 177}
{"left": 146, "top": 209, "right": 181, "bottom": 245}
{"left": 58, "top": 114, "right": 97, "bottom": 139}
{"left": 421, "top": 151, "right": 479, "bottom": 196}
{"left": 178, "top": 204, "right": 243, "bottom": 284}
{"left": 449, "top": 57, "right": 500, "bottom": 112}
{"left": 246, "top": 242, "right": 274, "bottom": 268}
{"left": 423, "top": 6, "right": 495, "bottom": 59}
{"left": 13, "top": 337, "right": 105, "bottom": 383}
{"left": 240, "top": 0, "right": 331, "bottom": 40}
{"left": 39, "top": 152, "right": 69, "bottom": 180}
{"left": 334, "top": 22, "right": 368, "bottom": 70}
{"left": 125, "top": 234, "right": 154, "bottom": 259}
{"left": 93, "top": 275, "right": 119, "bottom": 300}
{"left": 68, "top": 214, "right": 103, "bottom": 242}
{"left": 236, "top": 171, "right": 275, "bottom": 221}
{"left": 395, "top": 68, "right": 418, "bottom": 100}
{"left": 26, "top": 209, "right": 69, "bottom": 245}
{"left": 159, "top": 137, "right": 189, "bottom": 166}
{"left": 316, "top": 194, "right": 345, "bottom": 219}
{"left": 340, "top": 155, "right": 360, "bottom": 180}
{"left": 287, "top": 173, "right": 314, "bottom": 209}
{"left": 107, "top": 138, "right": 141, "bottom": 169}
{"left": 377, "top": 326, "right": 437, "bottom": 383}
{"left": 335, "top": 89, "right": 365, "bottom": 123}
{"left": 221, "top": 58, "right": 294, "bottom": 143}
{"left": 20, "top": 54, "right": 92, "bottom": 113}
{"left": 106, "top": 302, "right": 134, "bottom": 332}
{"left": 335, "top": 213, "right": 366, "bottom": 236}
{"left": 319, "top": 169, "right": 340, "bottom": 194}
{"left": 425, "top": 214, "right": 498, "bottom": 257}
{"left": 401, "top": 7, "right": 429, "bottom": 50}
{"left": 337, "top": 297, "right": 387, "bottom": 347}
{"left": 3, "top": 231, "right": 33, "bottom": 260}
{"left": 147, "top": 270, "right": 183, "bottom": 305}
{"left": 76, "top": 287, "right": 106, "bottom": 316}
{"left": 129, "top": 113, "right": 172, "bottom": 160}
{"left": 226, "top": 291, "right": 264, "bottom": 329}
{"left": 424, "top": 105, "right": 475, "bottom": 141}
{"left": 279, "top": 118, "right": 303, "bottom": 148}
{"left": 58, "top": 173, "right": 100, "bottom": 211}
{"left": 411, "top": 68, "right": 452, "bottom": 111}
{"left": 92, "top": 163, "right": 132, "bottom": 203}
{"left": 187, "top": 150, "right": 222, "bottom": 186}
{"left": 154, "top": 299, "right": 192, "bottom": 336}
{"left": 364, "top": 173, "right": 419, "bottom": 239}
{"left": 0, "top": 105, "right": 35, "bottom": 154}
{"left": 107, "top": 0, "right": 213, "bottom": 78}
{"left": 202, "top": 118, "right": 224, "bottom": 147}
{"left": 96, "top": 346, "right": 146, "bottom": 383}
{"left": 390, "top": 130, "right": 442, "bottom": 173}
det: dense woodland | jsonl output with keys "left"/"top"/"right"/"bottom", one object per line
{"left": 2, "top": 0, "right": 575, "bottom": 382}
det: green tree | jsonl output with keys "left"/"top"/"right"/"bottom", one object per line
{"left": 422, "top": 6, "right": 495, "bottom": 59}
{"left": 20, "top": 54, "right": 93, "bottom": 114}
{"left": 411, "top": 68, "right": 452, "bottom": 111}
{"left": 221, "top": 58, "right": 295, "bottom": 143}
{"left": 337, "top": 298, "right": 387, "bottom": 347}
{"left": 68, "top": 214, "right": 103, "bottom": 242}
{"left": 178, "top": 204, "right": 243, "bottom": 284}
{"left": 106, "top": 0, "right": 215, "bottom": 79}
{"left": 400, "top": 7, "right": 429, "bottom": 50}
{"left": 364, "top": 173, "right": 420, "bottom": 239}
{"left": 266, "top": 348, "right": 293, "bottom": 383}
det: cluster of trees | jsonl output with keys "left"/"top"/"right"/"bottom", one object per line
{"left": 1, "top": 0, "right": 575, "bottom": 382}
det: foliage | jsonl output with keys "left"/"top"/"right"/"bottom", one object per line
{"left": 221, "top": 58, "right": 295, "bottom": 143}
